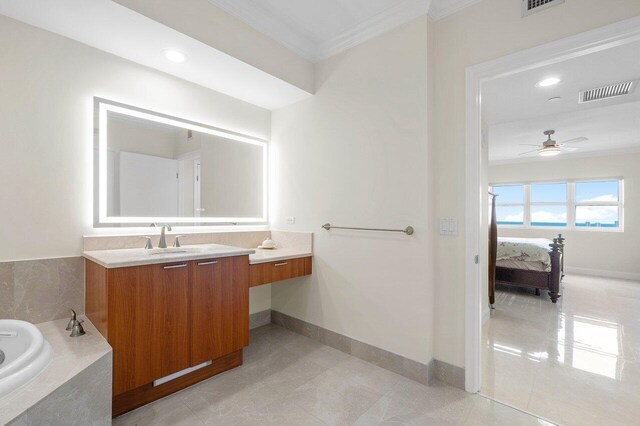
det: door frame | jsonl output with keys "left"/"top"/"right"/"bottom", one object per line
{"left": 464, "top": 15, "right": 640, "bottom": 393}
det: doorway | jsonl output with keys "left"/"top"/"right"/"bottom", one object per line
{"left": 464, "top": 14, "right": 640, "bottom": 423}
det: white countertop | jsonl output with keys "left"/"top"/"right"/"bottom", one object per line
{"left": 83, "top": 244, "right": 255, "bottom": 269}
{"left": 249, "top": 248, "right": 313, "bottom": 264}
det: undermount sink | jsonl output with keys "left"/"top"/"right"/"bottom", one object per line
{"left": 146, "top": 247, "right": 205, "bottom": 255}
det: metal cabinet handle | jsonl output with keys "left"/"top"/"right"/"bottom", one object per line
{"left": 274, "top": 262, "right": 288, "bottom": 267}
{"left": 198, "top": 260, "right": 218, "bottom": 266}
{"left": 164, "top": 264, "right": 188, "bottom": 269}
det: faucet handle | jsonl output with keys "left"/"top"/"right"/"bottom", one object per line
{"left": 66, "top": 309, "right": 77, "bottom": 331}
{"left": 70, "top": 319, "right": 86, "bottom": 337}
{"left": 141, "top": 236, "right": 153, "bottom": 249}
{"left": 173, "top": 235, "right": 186, "bottom": 248}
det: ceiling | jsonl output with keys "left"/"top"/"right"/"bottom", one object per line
{"left": 429, "top": 0, "right": 482, "bottom": 20}
{"left": 208, "top": 0, "right": 433, "bottom": 61}
{"left": 484, "top": 40, "right": 640, "bottom": 163}
{"left": 0, "top": 0, "right": 312, "bottom": 110}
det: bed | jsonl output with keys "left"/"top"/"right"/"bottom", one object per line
{"left": 488, "top": 194, "right": 564, "bottom": 304}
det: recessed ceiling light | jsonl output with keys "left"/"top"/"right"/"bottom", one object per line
{"left": 548, "top": 96, "right": 562, "bottom": 102}
{"left": 536, "top": 77, "right": 561, "bottom": 87}
{"left": 164, "top": 50, "right": 187, "bottom": 63}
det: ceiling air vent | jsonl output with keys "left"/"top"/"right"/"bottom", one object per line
{"left": 522, "top": 0, "right": 564, "bottom": 17}
{"left": 579, "top": 80, "right": 637, "bottom": 104}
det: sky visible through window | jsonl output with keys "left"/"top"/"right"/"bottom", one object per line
{"left": 494, "top": 181, "right": 620, "bottom": 228}
{"left": 576, "top": 181, "right": 619, "bottom": 227}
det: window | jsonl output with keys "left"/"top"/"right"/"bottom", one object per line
{"left": 493, "top": 184, "right": 524, "bottom": 226}
{"left": 575, "top": 181, "right": 620, "bottom": 228}
{"left": 530, "top": 183, "right": 567, "bottom": 227}
{"left": 491, "top": 179, "right": 623, "bottom": 231}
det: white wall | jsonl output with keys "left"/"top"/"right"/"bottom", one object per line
{"left": 431, "top": 0, "right": 640, "bottom": 367}
{"left": 489, "top": 153, "right": 640, "bottom": 278}
{"left": 107, "top": 117, "right": 181, "bottom": 159}
{"left": 270, "top": 17, "right": 434, "bottom": 364}
{"left": 0, "top": 15, "right": 270, "bottom": 261}
{"left": 0, "top": 15, "right": 273, "bottom": 314}
{"left": 199, "top": 135, "right": 264, "bottom": 218}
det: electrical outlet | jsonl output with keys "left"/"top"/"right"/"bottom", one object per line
{"left": 286, "top": 216, "right": 296, "bottom": 225}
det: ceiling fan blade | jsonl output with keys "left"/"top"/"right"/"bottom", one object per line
{"left": 561, "top": 137, "right": 588, "bottom": 144}
{"left": 518, "top": 149, "right": 540, "bottom": 156}
{"left": 519, "top": 144, "right": 541, "bottom": 147}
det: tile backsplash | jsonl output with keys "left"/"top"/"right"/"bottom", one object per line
{"left": 0, "top": 257, "right": 84, "bottom": 323}
{"left": 83, "top": 231, "right": 270, "bottom": 251}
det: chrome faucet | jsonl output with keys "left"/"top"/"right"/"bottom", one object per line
{"left": 156, "top": 224, "right": 172, "bottom": 248}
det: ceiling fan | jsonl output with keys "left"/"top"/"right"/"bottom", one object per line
{"left": 519, "top": 130, "right": 588, "bottom": 157}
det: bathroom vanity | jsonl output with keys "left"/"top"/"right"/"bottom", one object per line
{"left": 84, "top": 99, "right": 314, "bottom": 416}
{"left": 84, "top": 244, "right": 311, "bottom": 416}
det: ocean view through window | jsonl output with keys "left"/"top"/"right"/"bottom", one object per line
{"left": 491, "top": 179, "right": 623, "bottom": 230}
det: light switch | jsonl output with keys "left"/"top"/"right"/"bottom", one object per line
{"left": 439, "top": 218, "right": 458, "bottom": 236}
{"left": 286, "top": 216, "right": 296, "bottom": 225}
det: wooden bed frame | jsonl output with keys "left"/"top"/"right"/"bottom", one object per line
{"left": 489, "top": 194, "right": 565, "bottom": 304}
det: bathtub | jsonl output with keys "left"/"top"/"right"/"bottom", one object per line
{"left": 0, "top": 319, "right": 53, "bottom": 399}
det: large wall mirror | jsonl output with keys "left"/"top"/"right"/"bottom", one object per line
{"left": 94, "top": 98, "right": 267, "bottom": 226}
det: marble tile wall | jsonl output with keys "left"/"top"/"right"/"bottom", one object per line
{"left": 7, "top": 352, "right": 112, "bottom": 426}
{"left": 83, "top": 231, "right": 271, "bottom": 251}
{"left": 0, "top": 257, "right": 84, "bottom": 323}
{"left": 269, "top": 230, "right": 313, "bottom": 251}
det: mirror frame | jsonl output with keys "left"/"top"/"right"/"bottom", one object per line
{"left": 94, "top": 98, "right": 268, "bottom": 226}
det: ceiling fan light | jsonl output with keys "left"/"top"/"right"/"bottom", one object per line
{"left": 538, "top": 147, "right": 561, "bottom": 157}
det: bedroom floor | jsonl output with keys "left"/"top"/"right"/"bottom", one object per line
{"left": 482, "top": 273, "right": 640, "bottom": 425}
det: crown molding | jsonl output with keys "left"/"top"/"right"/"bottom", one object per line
{"left": 207, "top": 0, "right": 317, "bottom": 61}
{"left": 316, "top": 0, "right": 432, "bottom": 61}
{"left": 428, "top": 0, "right": 482, "bottom": 21}
{"left": 208, "top": 0, "right": 431, "bottom": 62}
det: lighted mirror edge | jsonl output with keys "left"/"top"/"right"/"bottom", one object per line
{"left": 96, "top": 98, "right": 269, "bottom": 226}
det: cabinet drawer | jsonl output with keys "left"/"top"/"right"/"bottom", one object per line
{"left": 249, "top": 256, "right": 311, "bottom": 287}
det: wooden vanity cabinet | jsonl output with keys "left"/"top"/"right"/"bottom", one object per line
{"left": 249, "top": 256, "right": 312, "bottom": 287}
{"left": 191, "top": 256, "right": 249, "bottom": 365}
{"left": 108, "top": 262, "right": 191, "bottom": 395}
{"left": 85, "top": 255, "right": 250, "bottom": 416}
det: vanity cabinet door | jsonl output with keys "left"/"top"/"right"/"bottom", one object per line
{"left": 108, "top": 262, "right": 191, "bottom": 396}
{"left": 190, "top": 255, "right": 249, "bottom": 366}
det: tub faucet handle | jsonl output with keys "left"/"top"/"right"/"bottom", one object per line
{"left": 66, "top": 309, "right": 77, "bottom": 331}
{"left": 70, "top": 319, "right": 86, "bottom": 337}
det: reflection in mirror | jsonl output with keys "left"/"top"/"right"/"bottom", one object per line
{"left": 94, "top": 99, "right": 267, "bottom": 226}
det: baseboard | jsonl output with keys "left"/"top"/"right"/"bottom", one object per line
{"left": 431, "top": 359, "right": 465, "bottom": 390}
{"left": 249, "top": 309, "right": 271, "bottom": 330}
{"left": 270, "top": 310, "right": 432, "bottom": 385}
{"left": 269, "top": 310, "right": 465, "bottom": 390}
{"left": 564, "top": 267, "right": 640, "bottom": 281}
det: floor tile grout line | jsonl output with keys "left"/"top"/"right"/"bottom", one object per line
{"left": 477, "top": 393, "right": 561, "bottom": 425}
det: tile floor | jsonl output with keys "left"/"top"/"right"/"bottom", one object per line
{"left": 114, "top": 324, "right": 547, "bottom": 425}
{"left": 482, "top": 274, "right": 640, "bottom": 425}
